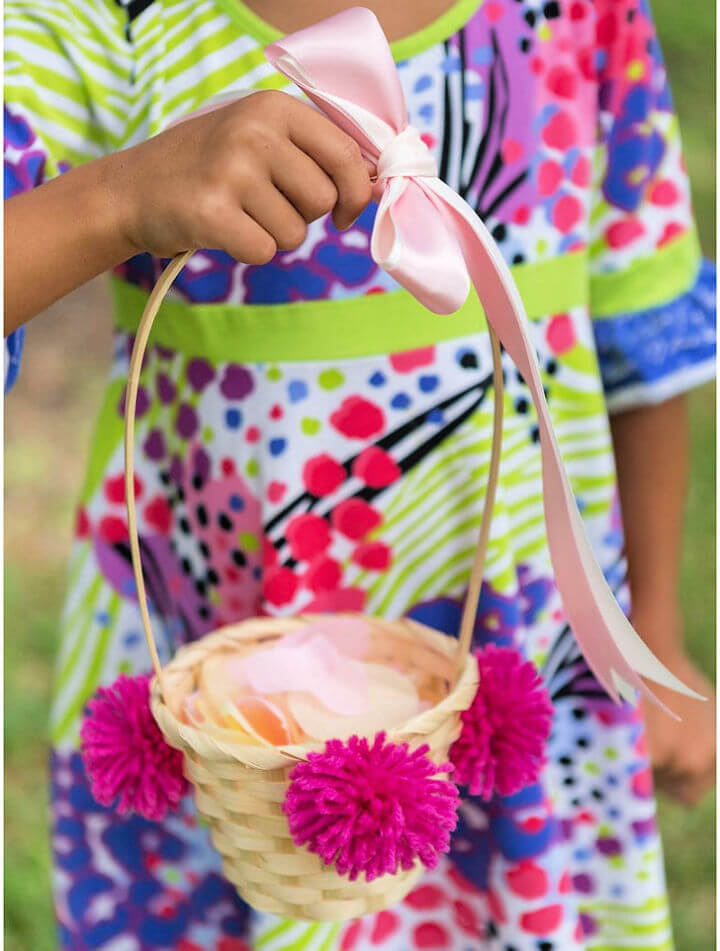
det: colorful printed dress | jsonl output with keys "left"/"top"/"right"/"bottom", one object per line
{"left": 5, "top": 0, "right": 716, "bottom": 948}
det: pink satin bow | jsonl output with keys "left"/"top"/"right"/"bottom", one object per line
{"left": 266, "top": 8, "right": 698, "bottom": 707}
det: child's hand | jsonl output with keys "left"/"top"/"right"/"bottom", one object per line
{"left": 111, "top": 90, "right": 373, "bottom": 263}
{"left": 641, "top": 652, "right": 715, "bottom": 806}
{"left": 5, "top": 89, "right": 374, "bottom": 334}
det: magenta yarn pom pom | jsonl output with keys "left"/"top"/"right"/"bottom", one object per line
{"left": 449, "top": 644, "right": 553, "bottom": 800}
{"left": 283, "top": 732, "right": 459, "bottom": 881}
{"left": 80, "top": 674, "right": 188, "bottom": 821}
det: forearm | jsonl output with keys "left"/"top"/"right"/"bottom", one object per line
{"left": 610, "top": 394, "right": 689, "bottom": 659}
{"left": 4, "top": 151, "right": 136, "bottom": 333}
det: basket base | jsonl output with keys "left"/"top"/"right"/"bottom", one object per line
{"left": 224, "top": 860, "right": 425, "bottom": 922}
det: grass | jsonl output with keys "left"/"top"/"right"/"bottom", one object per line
{"left": 4, "top": 570, "right": 64, "bottom": 951}
{"left": 4, "top": 1, "right": 715, "bottom": 949}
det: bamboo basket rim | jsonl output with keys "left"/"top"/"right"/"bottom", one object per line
{"left": 149, "top": 612, "right": 480, "bottom": 767}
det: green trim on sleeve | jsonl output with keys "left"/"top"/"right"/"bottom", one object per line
{"left": 590, "top": 228, "right": 702, "bottom": 319}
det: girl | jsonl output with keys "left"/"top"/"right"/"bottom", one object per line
{"left": 5, "top": 0, "right": 715, "bottom": 949}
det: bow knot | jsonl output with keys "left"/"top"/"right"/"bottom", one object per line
{"left": 376, "top": 125, "right": 438, "bottom": 181}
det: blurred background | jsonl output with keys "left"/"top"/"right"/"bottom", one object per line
{"left": 4, "top": 1, "right": 715, "bottom": 948}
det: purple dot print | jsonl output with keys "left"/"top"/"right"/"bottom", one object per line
{"left": 573, "top": 873, "right": 594, "bottom": 894}
{"left": 169, "top": 455, "right": 184, "bottom": 485}
{"left": 220, "top": 365, "right": 254, "bottom": 400}
{"left": 187, "top": 358, "right": 215, "bottom": 392}
{"left": 176, "top": 404, "right": 198, "bottom": 439}
{"left": 157, "top": 372, "right": 177, "bottom": 404}
{"left": 192, "top": 446, "right": 211, "bottom": 481}
{"left": 595, "top": 836, "right": 622, "bottom": 857}
{"left": 143, "top": 429, "right": 166, "bottom": 461}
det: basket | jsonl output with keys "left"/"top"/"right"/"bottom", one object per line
{"left": 123, "top": 251, "right": 505, "bottom": 921}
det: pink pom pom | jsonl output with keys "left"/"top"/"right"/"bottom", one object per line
{"left": 450, "top": 644, "right": 553, "bottom": 800}
{"left": 283, "top": 732, "right": 459, "bottom": 881}
{"left": 80, "top": 674, "right": 188, "bottom": 821}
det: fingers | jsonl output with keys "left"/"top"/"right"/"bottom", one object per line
{"left": 270, "top": 142, "right": 338, "bottom": 224}
{"left": 243, "top": 183, "right": 308, "bottom": 251}
{"left": 657, "top": 771, "right": 714, "bottom": 807}
{"left": 206, "top": 208, "right": 277, "bottom": 265}
{"left": 186, "top": 91, "right": 374, "bottom": 264}
{"left": 654, "top": 752, "right": 716, "bottom": 806}
{"left": 680, "top": 772, "right": 715, "bottom": 806}
{"left": 287, "top": 105, "right": 372, "bottom": 230}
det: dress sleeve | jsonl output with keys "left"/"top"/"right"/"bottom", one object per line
{"left": 4, "top": 0, "right": 134, "bottom": 390}
{"left": 588, "top": 0, "right": 715, "bottom": 413}
{"left": 4, "top": 329, "right": 25, "bottom": 393}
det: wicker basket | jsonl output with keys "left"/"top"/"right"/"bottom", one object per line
{"left": 123, "top": 252, "right": 505, "bottom": 921}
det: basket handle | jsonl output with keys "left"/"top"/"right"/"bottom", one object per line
{"left": 455, "top": 324, "right": 503, "bottom": 681}
{"left": 123, "top": 251, "right": 504, "bottom": 698}
{"left": 124, "top": 250, "right": 193, "bottom": 697}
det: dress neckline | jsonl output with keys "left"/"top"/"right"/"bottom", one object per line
{"left": 212, "top": 0, "right": 483, "bottom": 62}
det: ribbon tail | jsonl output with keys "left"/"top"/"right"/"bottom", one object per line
{"left": 425, "top": 179, "right": 703, "bottom": 707}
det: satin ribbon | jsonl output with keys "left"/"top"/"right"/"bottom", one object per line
{"left": 265, "top": 7, "right": 699, "bottom": 707}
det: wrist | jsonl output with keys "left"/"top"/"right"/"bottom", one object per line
{"left": 630, "top": 599, "right": 685, "bottom": 665}
{"left": 93, "top": 148, "right": 145, "bottom": 259}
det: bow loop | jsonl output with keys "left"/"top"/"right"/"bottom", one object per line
{"left": 266, "top": 7, "right": 406, "bottom": 157}
{"left": 371, "top": 179, "right": 470, "bottom": 314}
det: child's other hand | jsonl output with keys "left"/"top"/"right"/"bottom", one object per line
{"left": 641, "top": 652, "right": 715, "bottom": 807}
{"left": 111, "top": 90, "right": 373, "bottom": 263}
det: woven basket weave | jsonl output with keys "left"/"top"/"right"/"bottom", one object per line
{"left": 123, "top": 251, "right": 505, "bottom": 922}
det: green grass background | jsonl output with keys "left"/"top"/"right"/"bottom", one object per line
{"left": 4, "top": 1, "right": 715, "bottom": 948}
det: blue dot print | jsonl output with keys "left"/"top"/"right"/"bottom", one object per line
{"left": 419, "top": 375, "right": 440, "bottom": 393}
{"left": 288, "top": 380, "right": 308, "bottom": 403}
{"left": 225, "top": 408, "right": 242, "bottom": 429}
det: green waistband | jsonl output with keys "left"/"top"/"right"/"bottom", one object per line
{"left": 112, "top": 250, "right": 588, "bottom": 362}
